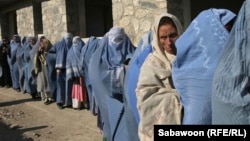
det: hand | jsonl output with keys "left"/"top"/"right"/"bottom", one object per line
{"left": 56, "top": 69, "right": 61, "bottom": 74}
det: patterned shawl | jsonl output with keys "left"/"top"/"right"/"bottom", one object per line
{"left": 34, "top": 39, "right": 52, "bottom": 74}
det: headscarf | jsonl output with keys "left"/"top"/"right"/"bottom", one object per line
{"left": 135, "top": 13, "right": 184, "bottom": 141}
{"left": 66, "top": 36, "right": 85, "bottom": 79}
{"left": 152, "top": 13, "right": 183, "bottom": 69}
{"left": 30, "top": 36, "right": 43, "bottom": 61}
{"left": 64, "top": 33, "right": 73, "bottom": 48}
{"left": 23, "top": 37, "right": 34, "bottom": 62}
{"left": 10, "top": 35, "right": 21, "bottom": 65}
{"left": 55, "top": 33, "right": 73, "bottom": 69}
{"left": 34, "top": 39, "right": 52, "bottom": 74}
{"left": 212, "top": 0, "right": 250, "bottom": 124}
{"left": 172, "top": 8, "right": 236, "bottom": 124}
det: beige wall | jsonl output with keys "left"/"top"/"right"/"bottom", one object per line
{"left": 41, "top": 0, "right": 67, "bottom": 44}
{"left": 112, "top": 0, "right": 182, "bottom": 46}
{"left": 16, "top": 6, "right": 35, "bottom": 37}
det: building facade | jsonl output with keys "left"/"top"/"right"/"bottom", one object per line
{"left": 0, "top": 0, "right": 245, "bottom": 45}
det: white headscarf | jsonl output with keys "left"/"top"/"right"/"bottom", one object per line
{"left": 151, "top": 13, "right": 183, "bottom": 69}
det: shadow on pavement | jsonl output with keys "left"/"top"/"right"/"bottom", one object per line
{"left": 0, "top": 98, "right": 39, "bottom": 107}
{"left": 0, "top": 120, "right": 48, "bottom": 141}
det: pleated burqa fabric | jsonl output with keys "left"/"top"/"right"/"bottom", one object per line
{"left": 172, "top": 8, "right": 236, "bottom": 124}
{"left": 123, "top": 31, "right": 152, "bottom": 141}
{"left": 46, "top": 46, "right": 57, "bottom": 100}
{"left": 212, "top": 0, "right": 250, "bottom": 124}
{"left": 88, "top": 27, "right": 135, "bottom": 141}
{"left": 80, "top": 36, "right": 100, "bottom": 114}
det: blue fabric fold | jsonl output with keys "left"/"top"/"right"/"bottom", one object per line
{"left": 172, "top": 8, "right": 236, "bottom": 124}
{"left": 123, "top": 31, "right": 152, "bottom": 141}
{"left": 80, "top": 36, "right": 100, "bottom": 114}
{"left": 212, "top": 0, "right": 250, "bottom": 124}
{"left": 89, "top": 27, "right": 135, "bottom": 141}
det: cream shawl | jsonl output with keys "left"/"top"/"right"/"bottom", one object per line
{"left": 136, "top": 13, "right": 183, "bottom": 141}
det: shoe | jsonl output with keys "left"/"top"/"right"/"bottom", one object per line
{"left": 44, "top": 99, "right": 51, "bottom": 105}
{"left": 31, "top": 94, "right": 36, "bottom": 99}
{"left": 44, "top": 101, "right": 50, "bottom": 105}
{"left": 16, "top": 88, "right": 21, "bottom": 92}
{"left": 64, "top": 105, "right": 72, "bottom": 108}
{"left": 57, "top": 103, "right": 64, "bottom": 109}
{"left": 49, "top": 98, "right": 55, "bottom": 103}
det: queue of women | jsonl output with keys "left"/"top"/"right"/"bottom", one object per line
{"left": 0, "top": 0, "right": 249, "bottom": 140}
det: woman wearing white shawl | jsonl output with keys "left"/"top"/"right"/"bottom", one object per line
{"left": 34, "top": 38, "right": 53, "bottom": 104}
{"left": 135, "top": 13, "right": 183, "bottom": 141}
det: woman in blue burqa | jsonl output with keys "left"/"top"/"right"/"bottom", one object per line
{"left": 66, "top": 36, "right": 85, "bottom": 109}
{"left": 22, "top": 37, "right": 32, "bottom": 94}
{"left": 23, "top": 37, "right": 39, "bottom": 98}
{"left": 88, "top": 26, "right": 136, "bottom": 141}
{"left": 79, "top": 36, "right": 100, "bottom": 114}
{"left": 123, "top": 30, "right": 152, "bottom": 141}
{"left": 212, "top": 0, "right": 250, "bottom": 124}
{"left": 172, "top": 8, "right": 236, "bottom": 124}
{"left": 46, "top": 41, "right": 57, "bottom": 101}
{"left": 51, "top": 33, "right": 73, "bottom": 109}
{"left": 10, "top": 35, "right": 21, "bottom": 92}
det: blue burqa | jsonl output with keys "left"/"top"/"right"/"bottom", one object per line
{"left": 80, "top": 36, "right": 100, "bottom": 114}
{"left": 212, "top": 0, "right": 250, "bottom": 124}
{"left": 24, "top": 37, "right": 38, "bottom": 96}
{"left": 46, "top": 45, "right": 57, "bottom": 100}
{"left": 22, "top": 37, "right": 33, "bottom": 94}
{"left": 88, "top": 27, "right": 135, "bottom": 141}
{"left": 66, "top": 36, "right": 85, "bottom": 107}
{"left": 123, "top": 31, "right": 152, "bottom": 141}
{"left": 10, "top": 35, "right": 21, "bottom": 90}
{"left": 172, "top": 8, "right": 236, "bottom": 124}
{"left": 53, "top": 33, "right": 73, "bottom": 105}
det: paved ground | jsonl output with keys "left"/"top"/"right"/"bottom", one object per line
{"left": 0, "top": 87, "right": 103, "bottom": 141}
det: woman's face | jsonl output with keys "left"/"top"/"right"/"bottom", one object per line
{"left": 158, "top": 24, "right": 178, "bottom": 55}
{"left": 39, "top": 39, "right": 45, "bottom": 49}
{"left": 29, "top": 39, "right": 36, "bottom": 46}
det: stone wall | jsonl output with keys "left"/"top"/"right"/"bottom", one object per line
{"left": 3, "top": 0, "right": 184, "bottom": 45}
{"left": 16, "top": 6, "right": 34, "bottom": 37}
{"left": 112, "top": 0, "right": 183, "bottom": 46}
{"left": 42, "top": 0, "right": 67, "bottom": 44}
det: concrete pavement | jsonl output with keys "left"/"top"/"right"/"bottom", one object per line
{"left": 0, "top": 87, "right": 103, "bottom": 141}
